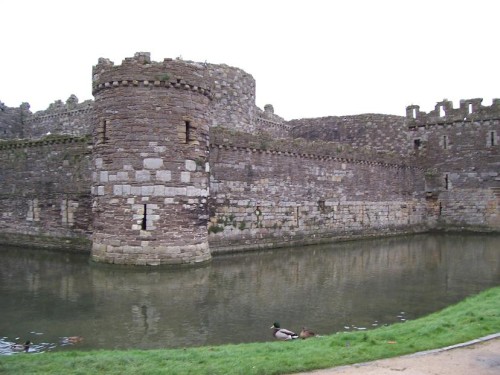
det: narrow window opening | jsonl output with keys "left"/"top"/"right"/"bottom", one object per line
{"left": 185, "top": 120, "right": 191, "bottom": 144}
{"left": 412, "top": 108, "right": 417, "bottom": 119}
{"left": 491, "top": 131, "right": 496, "bottom": 146}
{"left": 414, "top": 139, "right": 421, "bottom": 150}
{"left": 468, "top": 103, "right": 473, "bottom": 114}
{"left": 62, "top": 198, "right": 69, "bottom": 225}
{"left": 296, "top": 207, "right": 300, "bottom": 227}
{"left": 439, "top": 106, "right": 445, "bottom": 117}
{"left": 439, "top": 202, "right": 443, "bottom": 216}
{"left": 444, "top": 174, "right": 449, "bottom": 190}
{"left": 141, "top": 204, "right": 147, "bottom": 230}
{"left": 318, "top": 199, "right": 326, "bottom": 213}
{"left": 443, "top": 135, "right": 448, "bottom": 149}
{"left": 99, "top": 119, "right": 108, "bottom": 144}
{"left": 66, "top": 199, "right": 69, "bottom": 224}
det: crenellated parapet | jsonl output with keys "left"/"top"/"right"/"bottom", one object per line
{"left": 406, "top": 98, "right": 500, "bottom": 128}
{"left": 93, "top": 52, "right": 258, "bottom": 134}
{"left": 92, "top": 52, "right": 213, "bottom": 99}
{"left": 23, "top": 96, "right": 94, "bottom": 138}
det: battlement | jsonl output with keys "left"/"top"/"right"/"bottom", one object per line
{"left": 93, "top": 52, "right": 258, "bottom": 134}
{"left": 406, "top": 98, "right": 500, "bottom": 128}
{"left": 19, "top": 95, "right": 94, "bottom": 139}
{"left": 24, "top": 95, "right": 93, "bottom": 124}
{"left": 92, "top": 52, "right": 213, "bottom": 98}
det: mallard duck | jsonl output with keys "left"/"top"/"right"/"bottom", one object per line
{"left": 11, "top": 340, "right": 31, "bottom": 352}
{"left": 299, "top": 327, "right": 316, "bottom": 339}
{"left": 270, "top": 322, "right": 299, "bottom": 340}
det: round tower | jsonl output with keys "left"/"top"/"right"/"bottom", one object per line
{"left": 91, "top": 52, "right": 212, "bottom": 265}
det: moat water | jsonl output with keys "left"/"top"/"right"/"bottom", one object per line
{"left": 1, "top": 233, "right": 499, "bottom": 354}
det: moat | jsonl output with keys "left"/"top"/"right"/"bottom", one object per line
{"left": 1, "top": 232, "right": 499, "bottom": 354}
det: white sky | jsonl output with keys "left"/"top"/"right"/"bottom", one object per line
{"left": 1, "top": 0, "right": 499, "bottom": 120}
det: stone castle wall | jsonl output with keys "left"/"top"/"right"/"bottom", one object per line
{"left": 23, "top": 96, "right": 94, "bottom": 138}
{"left": 407, "top": 99, "right": 500, "bottom": 230}
{"left": 0, "top": 136, "right": 92, "bottom": 250}
{"left": 288, "top": 114, "right": 410, "bottom": 156}
{"left": 208, "top": 128, "right": 428, "bottom": 253}
{"left": 0, "top": 53, "right": 498, "bottom": 264}
{"left": 205, "top": 63, "right": 257, "bottom": 133}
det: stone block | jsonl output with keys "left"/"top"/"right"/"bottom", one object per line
{"left": 131, "top": 186, "right": 142, "bottom": 195}
{"left": 100, "top": 171, "right": 109, "bottom": 182}
{"left": 153, "top": 185, "right": 165, "bottom": 196}
{"left": 113, "top": 185, "right": 123, "bottom": 195}
{"left": 117, "top": 171, "right": 129, "bottom": 180}
{"left": 144, "top": 158, "right": 164, "bottom": 169}
{"left": 141, "top": 186, "right": 154, "bottom": 195}
{"left": 185, "top": 159, "right": 197, "bottom": 171}
{"left": 181, "top": 171, "right": 191, "bottom": 183}
{"left": 186, "top": 186, "right": 200, "bottom": 197}
{"left": 165, "top": 187, "right": 187, "bottom": 196}
{"left": 136, "top": 170, "right": 151, "bottom": 182}
{"left": 156, "top": 170, "right": 171, "bottom": 181}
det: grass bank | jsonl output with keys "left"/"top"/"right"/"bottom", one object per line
{"left": 2, "top": 287, "right": 499, "bottom": 375}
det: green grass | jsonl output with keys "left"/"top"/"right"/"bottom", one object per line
{"left": 2, "top": 287, "right": 499, "bottom": 375}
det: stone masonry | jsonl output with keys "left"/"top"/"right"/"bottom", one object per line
{"left": 0, "top": 52, "right": 498, "bottom": 265}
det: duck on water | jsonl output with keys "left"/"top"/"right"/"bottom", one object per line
{"left": 10, "top": 341, "right": 31, "bottom": 353}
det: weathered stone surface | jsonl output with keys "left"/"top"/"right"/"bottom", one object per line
{"left": 0, "top": 53, "right": 498, "bottom": 264}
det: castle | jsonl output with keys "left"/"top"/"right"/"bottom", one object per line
{"left": 1, "top": 52, "right": 499, "bottom": 265}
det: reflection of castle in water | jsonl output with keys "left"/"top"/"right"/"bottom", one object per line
{"left": 1, "top": 233, "right": 498, "bottom": 349}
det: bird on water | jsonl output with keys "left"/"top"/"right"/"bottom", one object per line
{"left": 11, "top": 340, "right": 31, "bottom": 352}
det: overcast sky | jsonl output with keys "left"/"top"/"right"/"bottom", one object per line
{"left": 1, "top": 0, "right": 499, "bottom": 120}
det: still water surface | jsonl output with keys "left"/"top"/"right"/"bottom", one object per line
{"left": 1, "top": 233, "right": 499, "bottom": 354}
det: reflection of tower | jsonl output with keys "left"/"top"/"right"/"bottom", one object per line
{"left": 91, "top": 52, "right": 212, "bottom": 265}
{"left": 131, "top": 304, "right": 160, "bottom": 336}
